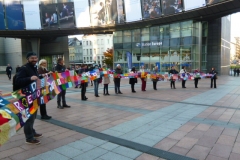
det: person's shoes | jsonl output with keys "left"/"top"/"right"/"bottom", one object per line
{"left": 75, "top": 86, "right": 78, "bottom": 88}
{"left": 118, "top": 92, "right": 122, "bottom": 94}
{"left": 34, "top": 133, "right": 43, "bottom": 139}
{"left": 85, "top": 97, "right": 88, "bottom": 100}
{"left": 41, "top": 115, "right": 52, "bottom": 120}
{"left": 154, "top": 89, "right": 157, "bottom": 90}
{"left": 95, "top": 95, "right": 100, "bottom": 97}
{"left": 82, "top": 99, "right": 87, "bottom": 101}
{"left": 115, "top": 92, "right": 118, "bottom": 94}
{"left": 106, "top": 93, "right": 110, "bottom": 95}
{"left": 103, "top": 94, "right": 107, "bottom": 96}
{"left": 26, "top": 139, "right": 41, "bottom": 145}
{"left": 142, "top": 90, "right": 146, "bottom": 91}
{"left": 195, "top": 87, "right": 198, "bottom": 88}
{"left": 174, "top": 88, "right": 176, "bottom": 89}
{"left": 132, "top": 91, "right": 136, "bottom": 93}
{"left": 57, "top": 105, "right": 64, "bottom": 109}
{"left": 63, "top": 104, "right": 71, "bottom": 108}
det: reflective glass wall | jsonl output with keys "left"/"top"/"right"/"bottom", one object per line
{"left": 113, "top": 20, "right": 205, "bottom": 73}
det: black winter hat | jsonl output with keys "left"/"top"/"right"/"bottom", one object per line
{"left": 26, "top": 52, "right": 37, "bottom": 59}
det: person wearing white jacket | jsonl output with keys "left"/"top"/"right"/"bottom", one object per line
{"left": 180, "top": 66, "right": 187, "bottom": 88}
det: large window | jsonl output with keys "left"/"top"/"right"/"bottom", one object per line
{"left": 141, "top": 28, "right": 150, "bottom": 42}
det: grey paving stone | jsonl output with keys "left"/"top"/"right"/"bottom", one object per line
{"left": 139, "top": 133, "right": 164, "bottom": 142}
{"left": 110, "top": 125, "right": 134, "bottom": 133}
{"left": 72, "top": 147, "right": 108, "bottom": 160}
{"left": 27, "top": 156, "right": 43, "bottom": 160}
{"left": 100, "top": 142, "right": 119, "bottom": 151}
{"left": 132, "top": 136, "right": 157, "bottom": 147}
{"left": 120, "top": 131, "right": 143, "bottom": 140}
{"left": 54, "top": 145, "right": 83, "bottom": 158}
{"left": 37, "top": 151, "right": 69, "bottom": 160}
{"left": 112, "top": 146, "right": 142, "bottom": 159}
{"left": 101, "top": 129, "right": 125, "bottom": 137}
{"left": 99, "top": 152, "right": 132, "bottom": 160}
{"left": 81, "top": 137, "right": 107, "bottom": 146}
{"left": 67, "top": 141, "right": 96, "bottom": 152}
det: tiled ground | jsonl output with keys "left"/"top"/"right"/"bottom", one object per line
{"left": 0, "top": 74, "right": 240, "bottom": 160}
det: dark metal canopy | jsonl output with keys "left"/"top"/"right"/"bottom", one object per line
{"left": 0, "top": 0, "right": 239, "bottom": 39}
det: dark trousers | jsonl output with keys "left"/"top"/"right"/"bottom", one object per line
{"left": 40, "top": 104, "right": 47, "bottom": 116}
{"left": 211, "top": 78, "right": 217, "bottom": 88}
{"left": 170, "top": 81, "right": 175, "bottom": 88}
{"left": 234, "top": 72, "right": 236, "bottom": 76}
{"left": 131, "top": 83, "right": 135, "bottom": 92}
{"left": 153, "top": 81, "right": 157, "bottom": 89}
{"left": 194, "top": 79, "right": 199, "bottom": 88}
{"left": 7, "top": 73, "right": 11, "bottom": 80}
{"left": 103, "top": 84, "right": 109, "bottom": 94}
{"left": 141, "top": 78, "right": 146, "bottom": 91}
{"left": 57, "top": 90, "right": 66, "bottom": 104}
{"left": 114, "top": 78, "right": 121, "bottom": 93}
{"left": 81, "top": 83, "right": 87, "bottom": 99}
{"left": 182, "top": 80, "right": 186, "bottom": 88}
{"left": 24, "top": 110, "right": 37, "bottom": 140}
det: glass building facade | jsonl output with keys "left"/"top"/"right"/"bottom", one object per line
{"left": 113, "top": 20, "right": 206, "bottom": 73}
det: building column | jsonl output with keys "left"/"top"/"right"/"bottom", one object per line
{"left": 30, "top": 38, "right": 40, "bottom": 57}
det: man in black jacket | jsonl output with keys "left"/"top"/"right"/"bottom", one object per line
{"left": 209, "top": 67, "right": 218, "bottom": 88}
{"left": 15, "top": 52, "right": 42, "bottom": 145}
{"left": 55, "top": 58, "right": 71, "bottom": 109}
{"left": 6, "top": 64, "right": 12, "bottom": 80}
{"left": 79, "top": 64, "right": 88, "bottom": 101}
{"left": 114, "top": 64, "right": 123, "bottom": 94}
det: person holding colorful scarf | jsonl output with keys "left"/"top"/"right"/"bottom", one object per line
{"left": 180, "top": 66, "right": 187, "bottom": 88}
{"left": 140, "top": 65, "right": 147, "bottom": 91}
{"left": 103, "top": 65, "right": 110, "bottom": 95}
{"left": 129, "top": 67, "right": 137, "bottom": 93}
{"left": 169, "top": 66, "right": 178, "bottom": 89}
{"left": 114, "top": 64, "right": 123, "bottom": 94}
{"left": 194, "top": 68, "right": 201, "bottom": 88}
{"left": 152, "top": 66, "right": 158, "bottom": 90}
{"left": 209, "top": 67, "right": 218, "bottom": 88}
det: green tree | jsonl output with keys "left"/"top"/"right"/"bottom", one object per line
{"left": 102, "top": 48, "right": 113, "bottom": 69}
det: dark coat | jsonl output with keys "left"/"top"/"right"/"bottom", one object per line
{"left": 38, "top": 67, "right": 49, "bottom": 74}
{"left": 209, "top": 70, "right": 218, "bottom": 79}
{"left": 55, "top": 63, "right": 66, "bottom": 73}
{"left": 6, "top": 66, "right": 12, "bottom": 74}
{"left": 15, "top": 63, "right": 40, "bottom": 88}
{"left": 169, "top": 69, "right": 179, "bottom": 81}
{"left": 114, "top": 67, "right": 122, "bottom": 82}
{"left": 129, "top": 69, "right": 137, "bottom": 84}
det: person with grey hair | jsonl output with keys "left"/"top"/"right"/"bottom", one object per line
{"left": 38, "top": 59, "right": 52, "bottom": 120}
{"left": 114, "top": 64, "right": 123, "bottom": 94}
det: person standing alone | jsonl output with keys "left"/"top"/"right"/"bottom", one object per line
{"left": 6, "top": 64, "right": 12, "bottom": 80}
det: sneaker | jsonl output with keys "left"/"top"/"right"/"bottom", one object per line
{"left": 26, "top": 139, "right": 41, "bottom": 145}
{"left": 63, "top": 104, "right": 71, "bottom": 108}
{"left": 34, "top": 133, "right": 43, "bottom": 138}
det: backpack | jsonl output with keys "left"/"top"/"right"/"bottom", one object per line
{"left": 13, "top": 73, "right": 21, "bottom": 91}
{"left": 12, "top": 65, "right": 30, "bottom": 92}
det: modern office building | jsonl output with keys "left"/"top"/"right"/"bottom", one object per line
{"left": 82, "top": 34, "right": 113, "bottom": 66}
{"left": 113, "top": 16, "right": 231, "bottom": 74}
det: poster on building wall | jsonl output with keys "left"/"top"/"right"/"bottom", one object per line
{"left": 142, "top": 0, "right": 161, "bottom": 19}
{"left": 0, "top": 1, "right": 5, "bottom": 30}
{"left": 206, "top": 0, "right": 227, "bottom": 5}
{"left": 5, "top": 1, "right": 24, "bottom": 30}
{"left": 162, "top": 0, "right": 183, "bottom": 16}
{"left": 89, "top": 0, "right": 124, "bottom": 26}
{"left": 23, "top": 0, "right": 41, "bottom": 30}
{"left": 73, "top": 0, "right": 90, "bottom": 27}
{"left": 58, "top": 2, "right": 75, "bottom": 28}
{"left": 124, "top": 0, "right": 142, "bottom": 22}
{"left": 41, "top": 4, "right": 58, "bottom": 30}
{"left": 184, "top": 0, "right": 205, "bottom": 11}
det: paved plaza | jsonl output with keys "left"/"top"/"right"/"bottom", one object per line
{"left": 1, "top": 74, "right": 240, "bottom": 160}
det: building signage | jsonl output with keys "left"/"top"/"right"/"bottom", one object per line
{"left": 136, "top": 41, "right": 162, "bottom": 47}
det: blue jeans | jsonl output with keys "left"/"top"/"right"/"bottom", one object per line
{"left": 94, "top": 80, "right": 99, "bottom": 96}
